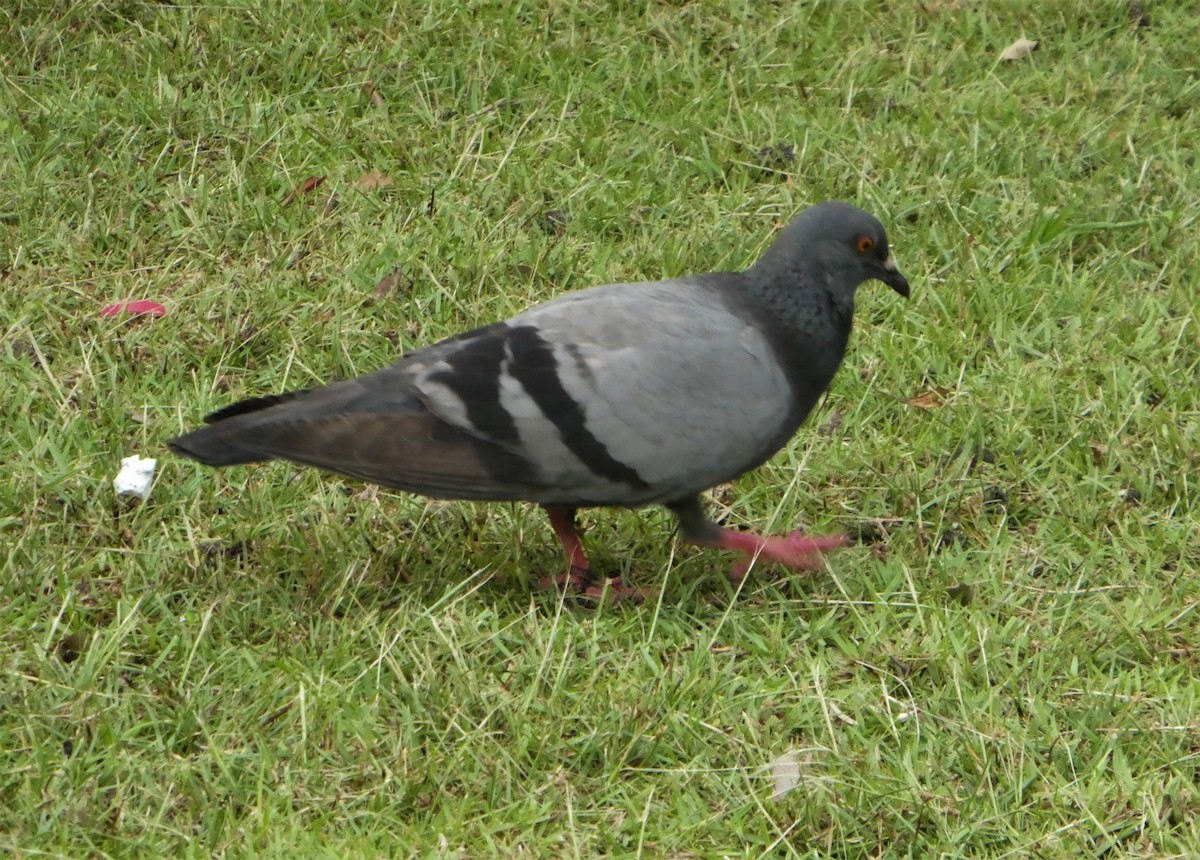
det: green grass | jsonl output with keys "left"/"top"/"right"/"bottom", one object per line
{"left": 3, "top": 0, "right": 1199, "bottom": 856}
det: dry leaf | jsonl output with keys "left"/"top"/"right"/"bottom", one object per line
{"left": 282, "top": 175, "right": 326, "bottom": 205}
{"left": 285, "top": 241, "right": 308, "bottom": 268}
{"left": 364, "top": 79, "right": 386, "bottom": 106}
{"left": 58, "top": 631, "right": 88, "bottom": 663}
{"left": 373, "top": 266, "right": 410, "bottom": 300}
{"left": 947, "top": 582, "right": 975, "bottom": 606}
{"left": 999, "top": 37, "right": 1038, "bottom": 61}
{"left": 905, "top": 387, "right": 950, "bottom": 409}
{"left": 818, "top": 409, "right": 843, "bottom": 437}
{"left": 353, "top": 171, "right": 393, "bottom": 192}
{"left": 828, "top": 701, "right": 858, "bottom": 726}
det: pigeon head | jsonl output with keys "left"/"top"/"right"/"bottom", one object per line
{"left": 749, "top": 201, "right": 911, "bottom": 300}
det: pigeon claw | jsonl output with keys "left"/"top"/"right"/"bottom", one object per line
{"left": 536, "top": 568, "right": 649, "bottom": 604}
{"left": 535, "top": 564, "right": 591, "bottom": 593}
{"left": 577, "top": 576, "right": 651, "bottom": 605}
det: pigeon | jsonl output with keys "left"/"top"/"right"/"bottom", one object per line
{"left": 169, "top": 201, "right": 910, "bottom": 598}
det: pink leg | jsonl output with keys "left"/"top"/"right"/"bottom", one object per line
{"left": 538, "top": 506, "right": 650, "bottom": 603}
{"left": 541, "top": 505, "right": 590, "bottom": 590}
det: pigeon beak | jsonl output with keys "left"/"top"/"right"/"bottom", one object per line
{"left": 880, "top": 255, "right": 910, "bottom": 299}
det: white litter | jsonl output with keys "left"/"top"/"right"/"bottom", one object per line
{"left": 770, "top": 750, "right": 802, "bottom": 799}
{"left": 113, "top": 455, "right": 156, "bottom": 501}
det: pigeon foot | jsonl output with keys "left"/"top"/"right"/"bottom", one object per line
{"left": 576, "top": 576, "right": 651, "bottom": 605}
{"left": 535, "top": 564, "right": 591, "bottom": 592}
{"left": 713, "top": 529, "right": 852, "bottom": 579}
{"left": 536, "top": 566, "right": 648, "bottom": 604}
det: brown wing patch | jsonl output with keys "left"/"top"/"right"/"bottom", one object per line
{"left": 227, "top": 409, "right": 544, "bottom": 501}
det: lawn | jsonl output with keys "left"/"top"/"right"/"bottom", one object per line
{"left": 2, "top": 0, "right": 1199, "bottom": 856}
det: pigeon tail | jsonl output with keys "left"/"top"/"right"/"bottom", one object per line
{"left": 167, "top": 392, "right": 305, "bottom": 466}
{"left": 167, "top": 426, "right": 273, "bottom": 467}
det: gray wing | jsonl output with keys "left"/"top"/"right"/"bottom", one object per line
{"left": 411, "top": 277, "right": 799, "bottom": 506}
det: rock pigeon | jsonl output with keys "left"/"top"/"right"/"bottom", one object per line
{"left": 169, "top": 201, "right": 909, "bottom": 597}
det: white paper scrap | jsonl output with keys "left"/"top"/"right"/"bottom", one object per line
{"left": 113, "top": 455, "right": 157, "bottom": 501}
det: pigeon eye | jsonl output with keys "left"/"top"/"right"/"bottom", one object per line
{"left": 855, "top": 235, "right": 876, "bottom": 254}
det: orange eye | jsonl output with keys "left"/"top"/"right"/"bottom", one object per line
{"left": 856, "top": 235, "right": 876, "bottom": 254}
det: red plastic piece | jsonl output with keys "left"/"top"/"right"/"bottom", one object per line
{"left": 101, "top": 300, "right": 166, "bottom": 318}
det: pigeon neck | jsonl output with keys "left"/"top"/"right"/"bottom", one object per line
{"left": 742, "top": 264, "right": 855, "bottom": 348}
{"left": 737, "top": 265, "right": 855, "bottom": 419}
